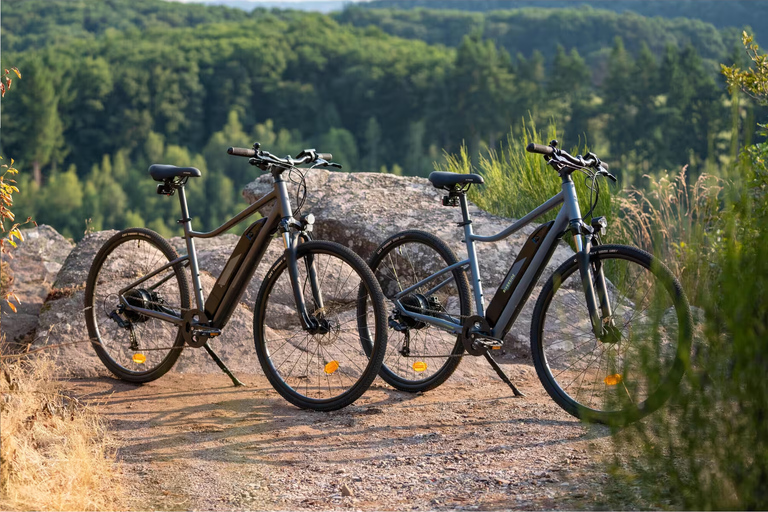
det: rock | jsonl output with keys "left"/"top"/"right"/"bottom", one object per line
{"left": 1, "top": 225, "right": 74, "bottom": 348}
{"left": 243, "top": 169, "right": 573, "bottom": 358}
{"left": 340, "top": 483, "right": 354, "bottom": 497}
{"left": 35, "top": 230, "right": 284, "bottom": 377}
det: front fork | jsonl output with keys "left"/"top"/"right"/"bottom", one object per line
{"left": 282, "top": 217, "right": 325, "bottom": 332}
{"left": 573, "top": 226, "right": 617, "bottom": 340}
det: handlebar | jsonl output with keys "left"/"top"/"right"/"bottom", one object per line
{"left": 526, "top": 143, "right": 555, "bottom": 156}
{"left": 227, "top": 147, "right": 257, "bottom": 158}
{"left": 526, "top": 140, "right": 614, "bottom": 181}
{"left": 227, "top": 144, "right": 337, "bottom": 169}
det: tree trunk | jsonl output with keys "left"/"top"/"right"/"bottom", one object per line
{"left": 33, "top": 161, "right": 42, "bottom": 187}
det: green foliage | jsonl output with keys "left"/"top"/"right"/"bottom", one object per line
{"left": 337, "top": 5, "right": 740, "bottom": 65}
{"left": 0, "top": 0, "right": 763, "bottom": 240}
{"left": 723, "top": 31, "right": 768, "bottom": 106}
{"left": 361, "top": 0, "right": 768, "bottom": 39}
{"left": 0, "top": 66, "right": 26, "bottom": 316}
{"left": 610, "top": 148, "right": 768, "bottom": 509}
{"left": 603, "top": 39, "right": 768, "bottom": 509}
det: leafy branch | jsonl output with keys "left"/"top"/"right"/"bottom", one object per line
{"left": 721, "top": 31, "right": 768, "bottom": 104}
{"left": 0, "top": 66, "right": 27, "bottom": 315}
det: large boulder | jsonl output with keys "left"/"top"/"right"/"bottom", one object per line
{"left": 1, "top": 225, "right": 74, "bottom": 349}
{"left": 243, "top": 169, "right": 574, "bottom": 356}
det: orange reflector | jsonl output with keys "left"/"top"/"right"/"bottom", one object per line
{"left": 132, "top": 353, "right": 146, "bottom": 364}
{"left": 412, "top": 361, "right": 427, "bottom": 372}
{"left": 324, "top": 360, "right": 339, "bottom": 375}
{"left": 604, "top": 374, "right": 622, "bottom": 386}
{"left": 492, "top": 346, "right": 501, "bottom": 350}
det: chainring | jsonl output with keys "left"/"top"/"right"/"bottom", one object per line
{"left": 182, "top": 309, "right": 210, "bottom": 348}
{"left": 461, "top": 315, "right": 493, "bottom": 356}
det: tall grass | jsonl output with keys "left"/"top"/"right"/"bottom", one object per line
{"left": 607, "top": 148, "right": 768, "bottom": 509}
{"left": 434, "top": 118, "right": 613, "bottom": 225}
{"left": 0, "top": 356, "right": 124, "bottom": 511}
{"left": 612, "top": 166, "right": 724, "bottom": 305}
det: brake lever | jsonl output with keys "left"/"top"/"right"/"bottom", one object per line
{"left": 310, "top": 159, "right": 343, "bottom": 170}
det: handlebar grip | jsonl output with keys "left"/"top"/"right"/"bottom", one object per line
{"left": 526, "top": 143, "right": 554, "bottom": 156}
{"left": 227, "top": 147, "right": 256, "bottom": 157}
{"left": 317, "top": 153, "right": 332, "bottom": 161}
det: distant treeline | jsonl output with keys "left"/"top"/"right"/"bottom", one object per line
{"left": 0, "top": 0, "right": 761, "bottom": 240}
{"left": 362, "top": 1, "right": 765, "bottom": 39}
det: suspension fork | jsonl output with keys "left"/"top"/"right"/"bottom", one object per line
{"left": 299, "top": 232, "right": 325, "bottom": 312}
{"left": 283, "top": 228, "right": 316, "bottom": 330}
{"left": 569, "top": 218, "right": 608, "bottom": 339}
{"left": 591, "top": 246, "right": 614, "bottom": 322}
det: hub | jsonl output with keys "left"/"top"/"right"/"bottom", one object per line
{"left": 399, "top": 293, "right": 429, "bottom": 329}
{"left": 122, "top": 289, "right": 176, "bottom": 323}
{"left": 599, "top": 323, "right": 623, "bottom": 344}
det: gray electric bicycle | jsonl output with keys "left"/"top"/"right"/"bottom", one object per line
{"left": 364, "top": 141, "right": 692, "bottom": 424}
{"left": 84, "top": 143, "right": 388, "bottom": 411}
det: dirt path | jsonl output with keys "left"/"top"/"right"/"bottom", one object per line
{"left": 67, "top": 361, "right": 612, "bottom": 511}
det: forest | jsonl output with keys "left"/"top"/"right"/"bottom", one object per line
{"left": 362, "top": 0, "right": 768, "bottom": 38}
{"left": 0, "top": 0, "right": 763, "bottom": 239}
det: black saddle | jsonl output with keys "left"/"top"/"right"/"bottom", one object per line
{"left": 428, "top": 171, "right": 484, "bottom": 190}
{"left": 148, "top": 164, "right": 202, "bottom": 182}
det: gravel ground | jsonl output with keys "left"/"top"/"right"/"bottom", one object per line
{"left": 66, "top": 358, "right": 613, "bottom": 511}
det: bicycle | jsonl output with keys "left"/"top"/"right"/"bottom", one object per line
{"left": 83, "top": 143, "right": 388, "bottom": 411}
{"left": 364, "top": 140, "right": 692, "bottom": 424}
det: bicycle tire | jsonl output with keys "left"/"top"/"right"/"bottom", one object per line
{"left": 365, "top": 230, "right": 471, "bottom": 392}
{"left": 84, "top": 228, "right": 190, "bottom": 382}
{"left": 531, "top": 244, "right": 692, "bottom": 425}
{"left": 253, "top": 240, "right": 387, "bottom": 411}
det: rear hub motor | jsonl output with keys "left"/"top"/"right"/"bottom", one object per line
{"left": 123, "top": 289, "right": 158, "bottom": 323}
{"left": 399, "top": 293, "right": 430, "bottom": 329}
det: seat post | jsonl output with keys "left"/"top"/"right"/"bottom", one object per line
{"left": 458, "top": 192, "right": 485, "bottom": 316}
{"left": 177, "top": 185, "right": 205, "bottom": 311}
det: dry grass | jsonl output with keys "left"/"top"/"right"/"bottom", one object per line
{"left": 0, "top": 355, "right": 124, "bottom": 511}
{"left": 612, "top": 166, "right": 724, "bottom": 304}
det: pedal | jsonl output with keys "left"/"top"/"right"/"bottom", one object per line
{"left": 477, "top": 336, "right": 504, "bottom": 350}
{"left": 192, "top": 327, "right": 222, "bottom": 338}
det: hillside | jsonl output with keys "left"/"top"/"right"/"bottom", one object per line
{"left": 362, "top": 0, "right": 765, "bottom": 39}
{"left": 0, "top": 0, "right": 762, "bottom": 241}
{"left": 336, "top": 5, "right": 741, "bottom": 66}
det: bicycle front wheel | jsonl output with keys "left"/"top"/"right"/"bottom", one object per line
{"left": 254, "top": 240, "right": 387, "bottom": 411}
{"left": 84, "top": 228, "right": 190, "bottom": 382}
{"left": 531, "top": 244, "right": 692, "bottom": 425}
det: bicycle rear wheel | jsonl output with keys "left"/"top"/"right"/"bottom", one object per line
{"left": 365, "top": 230, "right": 471, "bottom": 392}
{"left": 84, "top": 228, "right": 190, "bottom": 382}
{"left": 253, "top": 240, "right": 387, "bottom": 411}
{"left": 531, "top": 244, "right": 692, "bottom": 425}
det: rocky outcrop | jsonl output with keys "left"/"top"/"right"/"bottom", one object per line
{"left": 244, "top": 169, "right": 574, "bottom": 355}
{"left": 1, "top": 225, "right": 74, "bottom": 348}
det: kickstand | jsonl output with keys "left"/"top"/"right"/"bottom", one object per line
{"left": 484, "top": 352, "right": 525, "bottom": 397}
{"left": 203, "top": 342, "right": 245, "bottom": 387}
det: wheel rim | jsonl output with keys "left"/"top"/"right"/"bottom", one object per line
{"left": 372, "top": 240, "right": 465, "bottom": 385}
{"left": 89, "top": 236, "right": 186, "bottom": 375}
{"left": 259, "top": 249, "right": 379, "bottom": 403}
{"left": 540, "top": 253, "right": 686, "bottom": 416}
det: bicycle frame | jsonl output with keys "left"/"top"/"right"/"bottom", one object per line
{"left": 117, "top": 167, "right": 316, "bottom": 332}
{"left": 391, "top": 173, "right": 607, "bottom": 339}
